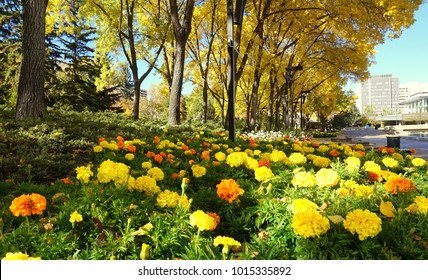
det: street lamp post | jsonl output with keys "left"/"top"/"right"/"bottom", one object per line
{"left": 284, "top": 65, "right": 303, "bottom": 129}
{"left": 300, "top": 90, "right": 310, "bottom": 130}
{"left": 226, "top": 0, "right": 246, "bottom": 142}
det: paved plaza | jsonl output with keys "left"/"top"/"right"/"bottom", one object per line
{"left": 342, "top": 128, "right": 428, "bottom": 160}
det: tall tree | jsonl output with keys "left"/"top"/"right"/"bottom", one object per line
{"left": 0, "top": 0, "right": 22, "bottom": 105}
{"left": 15, "top": 0, "right": 48, "bottom": 120}
{"left": 167, "top": 0, "right": 195, "bottom": 125}
{"left": 79, "top": 0, "right": 166, "bottom": 119}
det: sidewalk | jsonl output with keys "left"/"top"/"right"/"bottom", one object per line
{"left": 341, "top": 128, "right": 428, "bottom": 160}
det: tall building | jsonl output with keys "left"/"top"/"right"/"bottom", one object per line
{"left": 357, "top": 74, "right": 400, "bottom": 116}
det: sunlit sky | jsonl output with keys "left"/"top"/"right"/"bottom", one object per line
{"left": 347, "top": 2, "right": 428, "bottom": 94}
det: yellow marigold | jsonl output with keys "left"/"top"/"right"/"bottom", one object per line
{"left": 189, "top": 210, "right": 215, "bottom": 231}
{"left": 312, "top": 156, "right": 331, "bottom": 168}
{"left": 289, "top": 152, "right": 307, "bottom": 165}
{"left": 9, "top": 193, "right": 47, "bottom": 217}
{"left": 270, "top": 150, "right": 287, "bottom": 162}
{"left": 315, "top": 168, "right": 340, "bottom": 188}
{"left": 2, "top": 252, "right": 41, "bottom": 260}
{"left": 412, "top": 158, "right": 427, "bottom": 167}
{"left": 343, "top": 209, "right": 382, "bottom": 241}
{"left": 351, "top": 184, "right": 373, "bottom": 197}
{"left": 132, "top": 175, "right": 161, "bottom": 196}
{"left": 244, "top": 157, "right": 259, "bottom": 171}
{"left": 96, "top": 160, "right": 130, "bottom": 186}
{"left": 290, "top": 198, "right": 318, "bottom": 214}
{"left": 392, "top": 153, "right": 403, "bottom": 161}
{"left": 363, "top": 161, "right": 381, "bottom": 172}
{"left": 344, "top": 156, "right": 361, "bottom": 173}
{"left": 213, "top": 236, "right": 241, "bottom": 254}
{"left": 384, "top": 177, "right": 416, "bottom": 194}
{"left": 156, "top": 190, "right": 189, "bottom": 209}
{"left": 75, "top": 164, "right": 93, "bottom": 184}
{"left": 191, "top": 164, "right": 206, "bottom": 178}
{"left": 382, "top": 157, "right": 399, "bottom": 169}
{"left": 141, "top": 161, "right": 152, "bottom": 169}
{"left": 303, "top": 146, "right": 315, "bottom": 154}
{"left": 291, "top": 171, "right": 316, "bottom": 188}
{"left": 214, "top": 151, "right": 227, "bottom": 162}
{"left": 93, "top": 145, "right": 103, "bottom": 153}
{"left": 147, "top": 167, "right": 165, "bottom": 181}
{"left": 354, "top": 144, "right": 365, "bottom": 151}
{"left": 216, "top": 178, "right": 244, "bottom": 203}
{"left": 99, "top": 140, "right": 109, "bottom": 148}
{"left": 226, "top": 152, "right": 248, "bottom": 167}
{"left": 317, "top": 145, "right": 330, "bottom": 153}
{"left": 291, "top": 210, "right": 330, "bottom": 238}
{"left": 125, "top": 153, "right": 134, "bottom": 161}
{"left": 254, "top": 166, "right": 275, "bottom": 182}
{"left": 69, "top": 210, "right": 83, "bottom": 223}
{"left": 406, "top": 196, "right": 428, "bottom": 214}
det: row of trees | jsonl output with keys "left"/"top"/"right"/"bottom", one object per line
{"left": 0, "top": 0, "right": 422, "bottom": 131}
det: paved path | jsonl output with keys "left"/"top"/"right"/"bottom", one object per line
{"left": 341, "top": 128, "right": 428, "bottom": 160}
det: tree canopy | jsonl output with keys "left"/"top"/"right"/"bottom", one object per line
{"left": 0, "top": 0, "right": 422, "bottom": 129}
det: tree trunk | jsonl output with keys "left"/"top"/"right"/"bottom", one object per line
{"left": 15, "top": 0, "right": 47, "bottom": 120}
{"left": 168, "top": 0, "right": 194, "bottom": 125}
{"left": 168, "top": 39, "right": 186, "bottom": 125}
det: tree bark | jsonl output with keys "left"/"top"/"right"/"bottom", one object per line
{"left": 168, "top": 0, "right": 195, "bottom": 125}
{"left": 15, "top": 0, "right": 48, "bottom": 120}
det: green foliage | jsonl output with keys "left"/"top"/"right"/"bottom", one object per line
{"left": 1, "top": 109, "right": 428, "bottom": 260}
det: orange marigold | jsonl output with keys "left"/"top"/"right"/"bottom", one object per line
{"left": 117, "top": 136, "right": 124, "bottom": 142}
{"left": 329, "top": 150, "right": 340, "bottom": 157}
{"left": 159, "top": 151, "right": 167, "bottom": 157}
{"left": 98, "top": 137, "right": 106, "bottom": 143}
{"left": 367, "top": 171, "right": 381, "bottom": 182}
{"left": 409, "top": 148, "right": 417, "bottom": 154}
{"left": 181, "top": 144, "right": 189, "bottom": 150}
{"left": 127, "top": 145, "right": 137, "bottom": 153}
{"left": 384, "top": 177, "right": 416, "bottom": 194}
{"left": 258, "top": 160, "right": 271, "bottom": 167}
{"left": 61, "top": 177, "right": 74, "bottom": 185}
{"left": 355, "top": 150, "right": 366, "bottom": 157}
{"left": 201, "top": 150, "right": 210, "bottom": 160}
{"left": 117, "top": 141, "right": 125, "bottom": 149}
{"left": 216, "top": 179, "right": 244, "bottom": 203}
{"left": 9, "top": 193, "right": 47, "bottom": 217}
{"left": 146, "top": 151, "right": 155, "bottom": 158}
{"left": 154, "top": 154, "right": 163, "bottom": 164}
{"left": 153, "top": 135, "right": 160, "bottom": 144}
{"left": 207, "top": 212, "right": 221, "bottom": 231}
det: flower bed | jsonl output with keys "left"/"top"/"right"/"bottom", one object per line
{"left": 1, "top": 130, "right": 427, "bottom": 260}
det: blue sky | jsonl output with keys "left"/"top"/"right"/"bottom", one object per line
{"left": 347, "top": 2, "right": 428, "bottom": 93}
